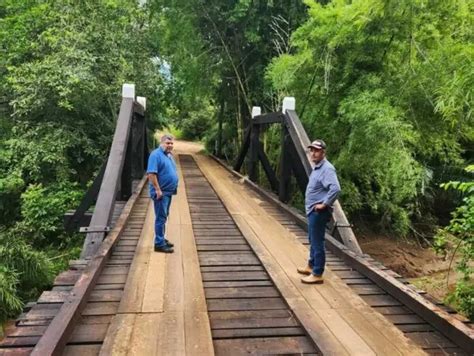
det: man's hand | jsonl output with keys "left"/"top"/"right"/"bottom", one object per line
{"left": 314, "top": 203, "right": 326, "bottom": 211}
{"left": 156, "top": 189, "right": 163, "bottom": 200}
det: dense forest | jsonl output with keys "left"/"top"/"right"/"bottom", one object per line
{"left": 0, "top": 0, "right": 472, "bottom": 326}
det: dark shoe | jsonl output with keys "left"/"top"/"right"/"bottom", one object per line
{"left": 165, "top": 239, "right": 174, "bottom": 247}
{"left": 154, "top": 245, "right": 174, "bottom": 253}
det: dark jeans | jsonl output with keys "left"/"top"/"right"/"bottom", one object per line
{"left": 307, "top": 209, "right": 330, "bottom": 276}
{"left": 152, "top": 195, "right": 172, "bottom": 247}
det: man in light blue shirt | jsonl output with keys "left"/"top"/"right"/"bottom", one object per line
{"left": 298, "top": 139, "right": 341, "bottom": 284}
{"left": 147, "top": 134, "right": 179, "bottom": 253}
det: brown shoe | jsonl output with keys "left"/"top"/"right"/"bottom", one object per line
{"left": 297, "top": 265, "right": 312, "bottom": 275}
{"left": 301, "top": 274, "right": 324, "bottom": 284}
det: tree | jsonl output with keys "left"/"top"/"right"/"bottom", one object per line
{"left": 435, "top": 165, "right": 473, "bottom": 319}
{"left": 267, "top": 0, "right": 474, "bottom": 235}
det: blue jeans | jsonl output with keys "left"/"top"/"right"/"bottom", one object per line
{"left": 308, "top": 209, "right": 330, "bottom": 276}
{"left": 152, "top": 195, "right": 172, "bottom": 247}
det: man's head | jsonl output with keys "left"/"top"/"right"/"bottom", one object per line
{"left": 307, "top": 139, "right": 326, "bottom": 163}
{"left": 160, "top": 134, "right": 174, "bottom": 153}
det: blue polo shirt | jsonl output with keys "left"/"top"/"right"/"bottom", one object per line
{"left": 147, "top": 147, "right": 179, "bottom": 197}
{"left": 305, "top": 158, "right": 341, "bottom": 216}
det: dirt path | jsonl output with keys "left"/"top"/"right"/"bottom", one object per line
{"left": 357, "top": 232, "right": 456, "bottom": 302}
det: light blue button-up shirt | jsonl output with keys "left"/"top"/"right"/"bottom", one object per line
{"left": 305, "top": 158, "right": 341, "bottom": 216}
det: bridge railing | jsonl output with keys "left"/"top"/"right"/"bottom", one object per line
{"left": 64, "top": 84, "right": 149, "bottom": 258}
{"left": 232, "top": 97, "right": 362, "bottom": 254}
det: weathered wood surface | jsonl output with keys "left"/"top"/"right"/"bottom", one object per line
{"left": 29, "top": 177, "right": 147, "bottom": 356}
{"left": 99, "top": 153, "right": 214, "bottom": 356}
{"left": 209, "top": 153, "right": 474, "bottom": 355}
{"left": 81, "top": 97, "right": 136, "bottom": 259}
{"left": 195, "top": 153, "right": 426, "bottom": 355}
{"left": 181, "top": 154, "right": 320, "bottom": 355}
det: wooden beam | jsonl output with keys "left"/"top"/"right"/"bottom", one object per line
{"left": 233, "top": 126, "right": 251, "bottom": 172}
{"left": 120, "top": 134, "right": 133, "bottom": 200}
{"left": 284, "top": 110, "right": 312, "bottom": 176}
{"left": 284, "top": 110, "right": 362, "bottom": 254}
{"left": 248, "top": 122, "right": 260, "bottom": 182}
{"left": 288, "top": 140, "right": 309, "bottom": 196}
{"left": 31, "top": 177, "right": 147, "bottom": 356}
{"left": 64, "top": 161, "right": 106, "bottom": 234}
{"left": 81, "top": 97, "right": 135, "bottom": 258}
{"left": 252, "top": 112, "right": 285, "bottom": 125}
{"left": 279, "top": 127, "right": 292, "bottom": 203}
{"left": 131, "top": 112, "right": 146, "bottom": 179}
{"left": 257, "top": 142, "right": 279, "bottom": 192}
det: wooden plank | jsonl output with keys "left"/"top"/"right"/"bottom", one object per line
{"left": 162, "top": 223, "right": 184, "bottom": 311}
{"left": 213, "top": 327, "right": 305, "bottom": 339}
{"left": 201, "top": 265, "right": 263, "bottom": 272}
{"left": 204, "top": 281, "right": 273, "bottom": 288}
{"left": 156, "top": 311, "right": 185, "bottom": 356}
{"left": 69, "top": 322, "right": 109, "bottom": 343}
{"left": 198, "top": 155, "right": 424, "bottom": 356}
{"left": 63, "top": 345, "right": 101, "bottom": 356}
{"left": 117, "top": 201, "right": 154, "bottom": 313}
{"left": 205, "top": 286, "right": 280, "bottom": 299}
{"left": 207, "top": 298, "right": 287, "bottom": 311}
{"left": 210, "top": 315, "right": 299, "bottom": 329}
{"left": 82, "top": 302, "right": 119, "bottom": 316}
{"left": 201, "top": 271, "right": 269, "bottom": 281}
{"left": 99, "top": 314, "right": 136, "bottom": 355}
{"left": 213, "top": 336, "right": 317, "bottom": 355}
{"left": 141, "top": 248, "right": 166, "bottom": 313}
{"left": 81, "top": 97, "right": 135, "bottom": 258}
{"left": 126, "top": 314, "right": 162, "bottom": 355}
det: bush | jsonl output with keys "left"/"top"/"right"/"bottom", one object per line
{"left": 435, "top": 165, "right": 474, "bottom": 319}
{"left": 20, "top": 181, "right": 82, "bottom": 246}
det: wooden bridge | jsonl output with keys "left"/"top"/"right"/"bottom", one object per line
{"left": 1, "top": 86, "right": 473, "bottom": 355}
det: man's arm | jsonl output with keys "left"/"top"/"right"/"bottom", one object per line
{"left": 315, "top": 168, "right": 341, "bottom": 211}
{"left": 147, "top": 173, "right": 162, "bottom": 199}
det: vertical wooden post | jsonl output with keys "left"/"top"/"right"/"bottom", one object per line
{"left": 120, "top": 135, "right": 132, "bottom": 200}
{"left": 279, "top": 125, "right": 292, "bottom": 203}
{"left": 248, "top": 106, "right": 261, "bottom": 182}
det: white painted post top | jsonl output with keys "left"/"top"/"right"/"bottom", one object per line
{"left": 136, "top": 96, "right": 147, "bottom": 111}
{"left": 251, "top": 106, "right": 261, "bottom": 118}
{"left": 282, "top": 97, "right": 295, "bottom": 113}
{"left": 122, "top": 84, "right": 135, "bottom": 99}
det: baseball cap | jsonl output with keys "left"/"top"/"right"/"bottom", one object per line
{"left": 307, "top": 139, "right": 327, "bottom": 150}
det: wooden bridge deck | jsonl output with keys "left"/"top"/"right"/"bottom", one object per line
{"left": 77, "top": 146, "right": 421, "bottom": 355}
{"left": 1, "top": 142, "right": 472, "bottom": 355}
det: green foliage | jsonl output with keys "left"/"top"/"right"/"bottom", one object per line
{"left": 435, "top": 165, "right": 473, "bottom": 319}
{"left": 150, "top": 0, "right": 307, "bottom": 141}
{"left": 0, "top": 266, "right": 22, "bottom": 324}
{"left": 20, "top": 181, "right": 82, "bottom": 246}
{"left": 267, "top": 0, "right": 473, "bottom": 235}
{"left": 0, "top": 0, "right": 163, "bottom": 323}
{"left": 0, "top": 231, "right": 53, "bottom": 323}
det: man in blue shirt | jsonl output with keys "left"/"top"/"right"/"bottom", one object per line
{"left": 147, "top": 134, "right": 179, "bottom": 253}
{"left": 298, "top": 139, "right": 341, "bottom": 284}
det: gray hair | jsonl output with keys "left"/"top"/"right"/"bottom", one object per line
{"left": 160, "top": 134, "right": 174, "bottom": 142}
